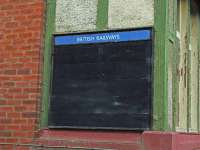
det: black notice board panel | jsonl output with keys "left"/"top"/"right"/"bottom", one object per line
{"left": 49, "top": 28, "right": 153, "bottom": 130}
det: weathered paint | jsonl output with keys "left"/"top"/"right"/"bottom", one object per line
{"left": 167, "top": 0, "right": 178, "bottom": 130}
{"left": 176, "top": 0, "right": 190, "bottom": 132}
{"left": 168, "top": 0, "right": 180, "bottom": 132}
{"left": 55, "top": 0, "right": 98, "bottom": 32}
{"left": 189, "top": 0, "right": 199, "bottom": 132}
{"left": 108, "top": 0, "right": 154, "bottom": 29}
{"left": 40, "top": 0, "right": 56, "bottom": 128}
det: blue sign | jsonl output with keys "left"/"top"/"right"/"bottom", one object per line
{"left": 54, "top": 29, "right": 151, "bottom": 46}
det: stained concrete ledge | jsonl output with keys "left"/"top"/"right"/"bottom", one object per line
{"left": 35, "top": 130, "right": 200, "bottom": 150}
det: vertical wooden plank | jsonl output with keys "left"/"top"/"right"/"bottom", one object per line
{"left": 189, "top": 0, "right": 199, "bottom": 132}
{"left": 173, "top": 0, "right": 181, "bottom": 131}
{"left": 96, "top": 0, "right": 109, "bottom": 30}
{"left": 176, "top": 0, "right": 190, "bottom": 132}
{"left": 40, "top": 0, "right": 56, "bottom": 128}
{"left": 197, "top": 3, "right": 200, "bottom": 133}
{"left": 153, "top": 0, "right": 169, "bottom": 130}
{"left": 167, "top": 0, "right": 178, "bottom": 130}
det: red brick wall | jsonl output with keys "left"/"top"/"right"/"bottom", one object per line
{"left": 0, "top": 0, "right": 45, "bottom": 149}
{"left": 1, "top": 1, "right": 200, "bottom": 150}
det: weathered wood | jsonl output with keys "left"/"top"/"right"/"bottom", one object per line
{"left": 177, "top": 0, "right": 189, "bottom": 132}
{"left": 189, "top": 1, "right": 199, "bottom": 132}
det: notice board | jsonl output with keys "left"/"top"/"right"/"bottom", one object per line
{"left": 49, "top": 28, "right": 153, "bottom": 130}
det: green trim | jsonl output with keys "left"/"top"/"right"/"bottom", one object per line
{"left": 153, "top": 0, "right": 168, "bottom": 130}
{"left": 96, "top": 0, "right": 109, "bottom": 30}
{"left": 40, "top": 0, "right": 56, "bottom": 128}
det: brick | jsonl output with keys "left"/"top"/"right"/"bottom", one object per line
{"left": 5, "top": 22, "right": 18, "bottom": 28}
{"left": 6, "top": 138, "right": 18, "bottom": 143}
{"left": 6, "top": 100, "right": 21, "bottom": 105}
{"left": 4, "top": 69, "right": 16, "bottom": 75}
{"left": 0, "top": 138, "right": 6, "bottom": 143}
{"left": 7, "top": 112, "right": 21, "bottom": 118}
{"left": 14, "top": 106, "right": 26, "bottom": 112}
{"left": 3, "top": 94, "right": 14, "bottom": 99}
{"left": 0, "top": 125, "right": 6, "bottom": 130}
{"left": 0, "top": 106, "right": 13, "bottom": 112}
{"left": 12, "top": 52, "right": 24, "bottom": 57}
{"left": 6, "top": 125, "right": 20, "bottom": 131}
{"left": 0, "top": 0, "right": 44, "bottom": 146}
{"left": 14, "top": 94, "right": 29, "bottom": 99}
{"left": 19, "top": 32, "right": 32, "bottom": 38}
{"left": 3, "top": 81, "right": 15, "bottom": 87}
{"left": 0, "top": 112, "right": 6, "bottom": 117}
{"left": 22, "top": 112, "right": 37, "bottom": 118}
{"left": 23, "top": 100, "right": 37, "bottom": 105}
{"left": 18, "top": 57, "right": 31, "bottom": 63}
{"left": 18, "top": 138, "right": 33, "bottom": 144}
{"left": 0, "top": 4, "right": 13, "bottom": 10}
{"left": 13, "top": 119, "right": 27, "bottom": 124}
{"left": 6, "top": 34, "right": 18, "bottom": 40}
{"left": 20, "top": 125, "right": 35, "bottom": 131}
{"left": 17, "top": 68, "right": 31, "bottom": 75}
{"left": 21, "top": 8, "right": 34, "bottom": 14}
{"left": 13, "top": 131, "right": 27, "bottom": 137}
{"left": 0, "top": 144, "right": 13, "bottom": 150}
{"left": 10, "top": 76, "right": 23, "bottom": 81}
{"left": 0, "top": 131, "right": 12, "bottom": 137}
{"left": 23, "top": 75, "right": 40, "bottom": 81}
{"left": 11, "top": 63, "right": 24, "bottom": 69}
{"left": 0, "top": 100, "right": 7, "bottom": 105}
{"left": 8, "top": 88, "right": 22, "bottom": 93}
{"left": 24, "top": 88, "right": 39, "bottom": 93}
{"left": 0, "top": 119, "right": 12, "bottom": 124}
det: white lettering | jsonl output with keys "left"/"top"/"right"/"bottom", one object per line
{"left": 77, "top": 36, "right": 95, "bottom": 42}
{"left": 77, "top": 34, "right": 120, "bottom": 43}
{"left": 96, "top": 34, "right": 120, "bottom": 41}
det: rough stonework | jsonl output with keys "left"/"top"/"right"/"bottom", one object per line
{"left": 55, "top": 0, "right": 98, "bottom": 32}
{"left": 108, "top": 0, "right": 154, "bottom": 29}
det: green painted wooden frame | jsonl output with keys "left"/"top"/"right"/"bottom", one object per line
{"left": 40, "top": 0, "right": 170, "bottom": 130}
{"left": 96, "top": 0, "right": 109, "bottom": 30}
{"left": 40, "top": 0, "right": 109, "bottom": 128}
{"left": 153, "top": 0, "right": 169, "bottom": 130}
{"left": 40, "top": 0, "right": 56, "bottom": 128}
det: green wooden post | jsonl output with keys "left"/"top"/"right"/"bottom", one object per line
{"left": 153, "top": 0, "right": 169, "bottom": 130}
{"left": 96, "top": 0, "right": 109, "bottom": 30}
{"left": 40, "top": 0, "right": 56, "bottom": 128}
